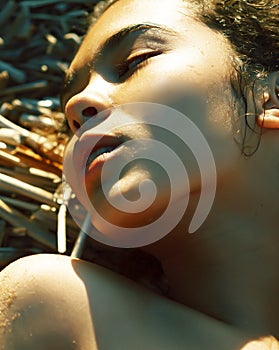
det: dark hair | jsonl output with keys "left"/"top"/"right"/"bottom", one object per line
{"left": 201, "top": 0, "right": 278, "bottom": 155}
{"left": 92, "top": 0, "right": 278, "bottom": 74}
{"left": 205, "top": 1, "right": 278, "bottom": 72}
{"left": 91, "top": 0, "right": 278, "bottom": 155}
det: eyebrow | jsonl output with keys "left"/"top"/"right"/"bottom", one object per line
{"left": 60, "top": 23, "right": 176, "bottom": 108}
{"left": 101, "top": 23, "right": 175, "bottom": 54}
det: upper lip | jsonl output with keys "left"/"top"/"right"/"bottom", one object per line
{"left": 78, "top": 134, "right": 124, "bottom": 168}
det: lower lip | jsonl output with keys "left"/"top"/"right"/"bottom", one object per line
{"left": 84, "top": 147, "right": 120, "bottom": 187}
{"left": 87, "top": 151, "right": 112, "bottom": 173}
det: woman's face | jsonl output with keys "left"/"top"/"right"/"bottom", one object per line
{"left": 62, "top": 0, "right": 241, "bottom": 243}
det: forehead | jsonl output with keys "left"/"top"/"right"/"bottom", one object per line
{"left": 93, "top": 0, "right": 187, "bottom": 33}
{"left": 69, "top": 0, "right": 234, "bottom": 81}
{"left": 71, "top": 0, "right": 196, "bottom": 68}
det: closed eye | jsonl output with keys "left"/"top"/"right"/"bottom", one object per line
{"left": 116, "top": 51, "right": 162, "bottom": 79}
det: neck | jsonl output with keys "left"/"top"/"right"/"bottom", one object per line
{"left": 143, "top": 145, "right": 279, "bottom": 336}
{"left": 158, "top": 214, "right": 278, "bottom": 336}
{"left": 143, "top": 191, "right": 279, "bottom": 337}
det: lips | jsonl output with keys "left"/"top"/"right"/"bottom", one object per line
{"left": 86, "top": 146, "right": 116, "bottom": 169}
{"left": 82, "top": 135, "right": 123, "bottom": 173}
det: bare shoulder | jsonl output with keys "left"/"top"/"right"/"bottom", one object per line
{"left": 241, "top": 336, "right": 279, "bottom": 350}
{"left": 0, "top": 254, "right": 98, "bottom": 350}
{"left": 0, "top": 254, "right": 278, "bottom": 350}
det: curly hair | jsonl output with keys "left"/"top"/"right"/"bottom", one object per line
{"left": 92, "top": 0, "right": 278, "bottom": 74}
{"left": 89, "top": 0, "right": 278, "bottom": 155}
{"left": 205, "top": 1, "right": 278, "bottom": 72}
{"left": 202, "top": 0, "right": 278, "bottom": 155}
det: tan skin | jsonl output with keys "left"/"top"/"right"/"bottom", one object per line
{"left": 1, "top": 0, "right": 279, "bottom": 348}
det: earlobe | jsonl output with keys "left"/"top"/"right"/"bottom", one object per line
{"left": 257, "top": 71, "right": 279, "bottom": 129}
{"left": 257, "top": 109, "right": 279, "bottom": 129}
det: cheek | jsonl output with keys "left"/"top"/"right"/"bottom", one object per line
{"left": 116, "top": 48, "right": 231, "bottom": 111}
{"left": 116, "top": 55, "right": 239, "bottom": 170}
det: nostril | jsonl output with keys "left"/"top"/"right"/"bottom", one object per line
{"left": 82, "top": 106, "right": 98, "bottom": 117}
{"left": 73, "top": 120, "right": 81, "bottom": 131}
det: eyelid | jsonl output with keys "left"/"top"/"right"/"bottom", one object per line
{"left": 117, "top": 50, "right": 162, "bottom": 78}
{"left": 126, "top": 49, "right": 159, "bottom": 61}
{"left": 127, "top": 50, "right": 158, "bottom": 68}
{"left": 126, "top": 49, "right": 158, "bottom": 63}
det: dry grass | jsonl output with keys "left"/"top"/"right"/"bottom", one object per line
{"left": 0, "top": 0, "right": 167, "bottom": 294}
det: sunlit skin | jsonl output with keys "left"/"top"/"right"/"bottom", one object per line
{"left": 63, "top": 0, "right": 239, "bottom": 229}
{"left": 1, "top": 0, "right": 279, "bottom": 348}
{"left": 64, "top": 0, "right": 279, "bottom": 335}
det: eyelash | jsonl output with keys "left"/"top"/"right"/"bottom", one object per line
{"left": 116, "top": 51, "right": 161, "bottom": 78}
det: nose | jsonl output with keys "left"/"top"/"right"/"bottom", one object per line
{"left": 65, "top": 83, "right": 113, "bottom": 133}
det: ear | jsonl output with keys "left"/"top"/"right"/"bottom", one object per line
{"left": 256, "top": 71, "right": 279, "bottom": 129}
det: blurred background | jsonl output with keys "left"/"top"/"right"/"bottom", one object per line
{"left": 0, "top": 0, "right": 167, "bottom": 294}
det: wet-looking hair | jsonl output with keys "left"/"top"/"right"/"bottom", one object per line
{"left": 90, "top": 0, "right": 278, "bottom": 154}
{"left": 92, "top": 0, "right": 278, "bottom": 73}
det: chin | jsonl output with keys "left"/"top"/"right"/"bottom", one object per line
{"left": 89, "top": 193, "right": 169, "bottom": 229}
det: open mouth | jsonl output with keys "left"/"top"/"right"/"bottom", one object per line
{"left": 85, "top": 137, "right": 123, "bottom": 171}
{"left": 86, "top": 146, "right": 116, "bottom": 169}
